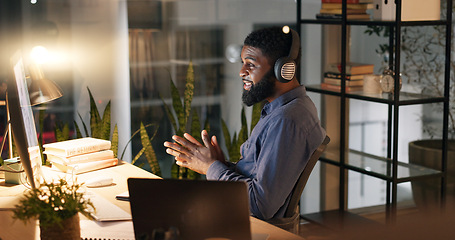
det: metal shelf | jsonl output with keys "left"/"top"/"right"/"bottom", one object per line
{"left": 320, "top": 149, "right": 442, "bottom": 183}
{"left": 299, "top": 18, "right": 449, "bottom": 27}
{"left": 297, "top": 0, "right": 452, "bottom": 224}
{"left": 306, "top": 85, "right": 446, "bottom": 106}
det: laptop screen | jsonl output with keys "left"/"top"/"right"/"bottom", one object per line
{"left": 128, "top": 178, "right": 252, "bottom": 240}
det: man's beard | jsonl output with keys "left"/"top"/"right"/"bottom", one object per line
{"left": 242, "top": 69, "right": 275, "bottom": 106}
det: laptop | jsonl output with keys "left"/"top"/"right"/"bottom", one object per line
{"left": 127, "top": 178, "right": 252, "bottom": 240}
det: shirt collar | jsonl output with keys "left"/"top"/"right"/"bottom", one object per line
{"left": 261, "top": 85, "right": 307, "bottom": 117}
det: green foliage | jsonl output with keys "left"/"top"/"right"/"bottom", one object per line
{"left": 50, "top": 87, "right": 161, "bottom": 176}
{"left": 140, "top": 123, "right": 159, "bottom": 175}
{"left": 38, "top": 109, "right": 47, "bottom": 165}
{"left": 162, "top": 62, "right": 202, "bottom": 179}
{"left": 73, "top": 88, "right": 117, "bottom": 157}
{"left": 13, "top": 179, "right": 94, "bottom": 228}
{"left": 53, "top": 122, "right": 70, "bottom": 143}
{"left": 221, "top": 102, "right": 263, "bottom": 162}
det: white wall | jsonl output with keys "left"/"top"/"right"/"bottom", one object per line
{"left": 70, "top": 0, "right": 132, "bottom": 162}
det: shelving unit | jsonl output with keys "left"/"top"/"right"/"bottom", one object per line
{"left": 297, "top": 0, "right": 452, "bottom": 225}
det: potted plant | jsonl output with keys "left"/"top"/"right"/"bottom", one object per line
{"left": 12, "top": 178, "right": 94, "bottom": 240}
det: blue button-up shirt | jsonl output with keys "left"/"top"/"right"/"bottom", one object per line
{"left": 207, "top": 85, "right": 326, "bottom": 220}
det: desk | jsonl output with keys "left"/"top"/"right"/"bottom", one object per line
{"left": 0, "top": 162, "right": 305, "bottom": 240}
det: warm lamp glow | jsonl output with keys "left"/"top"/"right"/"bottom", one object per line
{"left": 30, "top": 46, "right": 49, "bottom": 64}
{"left": 282, "top": 26, "right": 290, "bottom": 34}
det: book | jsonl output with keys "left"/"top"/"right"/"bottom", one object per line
{"left": 319, "top": 8, "right": 367, "bottom": 15}
{"left": 327, "top": 62, "right": 374, "bottom": 75}
{"left": 43, "top": 137, "right": 111, "bottom": 157}
{"left": 45, "top": 150, "right": 115, "bottom": 165}
{"left": 321, "top": 0, "right": 373, "bottom": 3}
{"left": 324, "top": 71, "right": 365, "bottom": 80}
{"left": 320, "top": 82, "right": 363, "bottom": 92}
{"left": 316, "top": 13, "right": 371, "bottom": 20}
{"left": 51, "top": 158, "right": 119, "bottom": 174}
{"left": 323, "top": 77, "right": 364, "bottom": 86}
{"left": 321, "top": 3, "right": 373, "bottom": 10}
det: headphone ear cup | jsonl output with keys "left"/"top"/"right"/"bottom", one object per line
{"left": 274, "top": 57, "right": 296, "bottom": 83}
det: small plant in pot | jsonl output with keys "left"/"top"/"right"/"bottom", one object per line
{"left": 12, "top": 178, "right": 94, "bottom": 240}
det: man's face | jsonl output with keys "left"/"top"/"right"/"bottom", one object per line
{"left": 239, "top": 45, "right": 276, "bottom": 106}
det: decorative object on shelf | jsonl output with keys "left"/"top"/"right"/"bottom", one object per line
{"left": 379, "top": 68, "right": 401, "bottom": 93}
{"left": 363, "top": 74, "right": 382, "bottom": 94}
{"left": 12, "top": 178, "right": 94, "bottom": 240}
{"left": 372, "top": 0, "right": 440, "bottom": 21}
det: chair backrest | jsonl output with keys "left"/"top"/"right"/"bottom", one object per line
{"left": 284, "top": 135, "right": 330, "bottom": 217}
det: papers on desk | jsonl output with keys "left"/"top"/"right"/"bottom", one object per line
{"left": 0, "top": 196, "right": 20, "bottom": 210}
{"left": 80, "top": 220, "right": 134, "bottom": 240}
{"left": 85, "top": 190, "right": 131, "bottom": 221}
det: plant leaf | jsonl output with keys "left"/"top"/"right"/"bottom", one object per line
{"left": 140, "top": 122, "right": 161, "bottom": 176}
{"left": 38, "top": 109, "right": 46, "bottom": 165}
{"left": 74, "top": 120, "right": 82, "bottom": 139}
{"left": 111, "top": 124, "right": 118, "bottom": 158}
{"left": 131, "top": 147, "right": 145, "bottom": 165}
{"left": 100, "top": 100, "right": 111, "bottom": 140}
{"left": 77, "top": 112, "right": 88, "bottom": 137}
{"left": 171, "top": 163, "right": 179, "bottom": 179}
{"left": 183, "top": 61, "right": 194, "bottom": 131}
{"left": 221, "top": 119, "right": 231, "bottom": 151}
{"left": 88, "top": 88, "right": 101, "bottom": 138}
{"left": 190, "top": 110, "right": 201, "bottom": 142}
{"left": 170, "top": 78, "right": 184, "bottom": 132}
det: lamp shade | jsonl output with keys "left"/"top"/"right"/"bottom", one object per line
{"left": 28, "top": 63, "right": 63, "bottom": 106}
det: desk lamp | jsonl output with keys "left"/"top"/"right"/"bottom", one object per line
{"left": 0, "top": 62, "right": 63, "bottom": 184}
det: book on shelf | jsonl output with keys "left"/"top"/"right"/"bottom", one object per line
{"left": 45, "top": 150, "right": 115, "bottom": 165}
{"left": 320, "top": 82, "right": 363, "bottom": 92}
{"left": 51, "top": 158, "right": 119, "bottom": 174}
{"left": 323, "top": 78, "right": 364, "bottom": 86}
{"left": 327, "top": 62, "right": 374, "bottom": 75}
{"left": 316, "top": 13, "right": 371, "bottom": 20}
{"left": 321, "top": 0, "right": 373, "bottom": 3}
{"left": 319, "top": 8, "right": 367, "bottom": 15}
{"left": 43, "top": 137, "right": 112, "bottom": 157}
{"left": 324, "top": 72, "right": 365, "bottom": 80}
{"left": 321, "top": 3, "right": 373, "bottom": 10}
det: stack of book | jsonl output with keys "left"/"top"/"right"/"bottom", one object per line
{"left": 44, "top": 137, "right": 118, "bottom": 174}
{"left": 316, "top": 0, "right": 373, "bottom": 20}
{"left": 321, "top": 62, "right": 374, "bottom": 92}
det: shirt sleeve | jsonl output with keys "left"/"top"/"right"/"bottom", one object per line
{"left": 207, "top": 117, "right": 322, "bottom": 220}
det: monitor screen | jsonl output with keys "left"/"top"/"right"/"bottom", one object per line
{"left": 8, "top": 51, "right": 42, "bottom": 188}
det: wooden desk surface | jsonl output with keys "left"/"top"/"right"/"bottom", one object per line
{"left": 0, "top": 162, "right": 305, "bottom": 240}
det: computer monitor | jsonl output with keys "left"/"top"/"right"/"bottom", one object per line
{"left": 8, "top": 51, "right": 43, "bottom": 188}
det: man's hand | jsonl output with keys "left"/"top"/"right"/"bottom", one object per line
{"left": 164, "top": 130, "right": 225, "bottom": 174}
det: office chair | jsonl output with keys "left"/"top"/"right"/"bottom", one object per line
{"left": 266, "top": 135, "right": 330, "bottom": 234}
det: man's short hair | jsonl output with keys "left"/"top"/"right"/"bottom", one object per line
{"left": 243, "top": 26, "right": 300, "bottom": 66}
